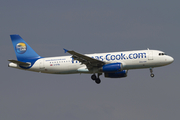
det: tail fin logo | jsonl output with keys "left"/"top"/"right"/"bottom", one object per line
{"left": 16, "top": 43, "right": 27, "bottom": 54}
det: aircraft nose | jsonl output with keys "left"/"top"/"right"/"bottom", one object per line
{"left": 167, "top": 56, "right": 174, "bottom": 64}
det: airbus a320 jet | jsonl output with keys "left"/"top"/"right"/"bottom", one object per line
{"left": 8, "top": 35, "right": 174, "bottom": 84}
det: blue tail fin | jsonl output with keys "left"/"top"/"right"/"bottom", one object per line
{"left": 10, "top": 34, "right": 41, "bottom": 62}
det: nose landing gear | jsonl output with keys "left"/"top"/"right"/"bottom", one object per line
{"left": 91, "top": 73, "right": 102, "bottom": 84}
{"left": 150, "top": 67, "right": 155, "bottom": 78}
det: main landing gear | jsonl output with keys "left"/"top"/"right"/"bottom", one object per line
{"left": 91, "top": 73, "right": 102, "bottom": 84}
{"left": 150, "top": 67, "right": 155, "bottom": 78}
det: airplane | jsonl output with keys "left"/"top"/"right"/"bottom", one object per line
{"left": 8, "top": 34, "right": 174, "bottom": 84}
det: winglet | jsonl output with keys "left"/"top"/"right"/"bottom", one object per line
{"left": 63, "top": 48, "right": 69, "bottom": 53}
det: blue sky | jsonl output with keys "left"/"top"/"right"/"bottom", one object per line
{"left": 0, "top": 1, "right": 179, "bottom": 120}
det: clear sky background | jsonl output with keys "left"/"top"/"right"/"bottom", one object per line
{"left": 0, "top": 0, "right": 179, "bottom": 120}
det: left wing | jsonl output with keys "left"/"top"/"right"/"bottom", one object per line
{"left": 64, "top": 49, "right": 105, "bottom": 68}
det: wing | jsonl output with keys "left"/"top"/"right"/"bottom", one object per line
{"left": 64, "top": 49, "right": 105, "bottom": 68}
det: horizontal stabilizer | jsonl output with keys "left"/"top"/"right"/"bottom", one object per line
{"left": 8, "top": 60, "right": 31, "bottom": 66}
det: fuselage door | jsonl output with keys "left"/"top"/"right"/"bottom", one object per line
{"left": 148, "top": 51, "right": 153, "bottom": 60}
{"left": 39, "top": 59, "right": 45, "bottom": 69}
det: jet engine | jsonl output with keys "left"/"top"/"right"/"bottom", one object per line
{"left": 104, "top": 70, "right": 128, "bottom": 78}
{"left": 101, "top": 63, "right": 123, "bottom": 72}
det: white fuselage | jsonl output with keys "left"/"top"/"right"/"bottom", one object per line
{"left": 10, "top": 49, "right": 173, "bottom": 74}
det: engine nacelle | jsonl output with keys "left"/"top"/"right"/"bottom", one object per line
{"left": 101, "top": 63, "right": 122, "bottom": 72}
{"left": 104, "top": 70, "right": 128, "bottom": 78}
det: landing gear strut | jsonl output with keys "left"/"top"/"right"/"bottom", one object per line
{"left": 91, "top": 73, "right": 102, "bottom": 84}
{"left": 150, "top": 67, "right": 154, "bottom": 78}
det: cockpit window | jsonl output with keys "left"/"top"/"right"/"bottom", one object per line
{"left": 159, "top": 53, "right": 166, "bottom": 56}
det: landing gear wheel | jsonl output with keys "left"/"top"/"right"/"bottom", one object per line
{"left": 91, "top": 74, "right": 96, "bottom": 80}
{"left": 95, "top": 78, "right": 101, "bottom": 84}
{"left": 150, "top": 74, "right": 154, "bottom": 78}
{"left": 91, "top": 73, "right": 102, "bottom": 84}
{"left": 149, "top": 67, "right": 155, "bottom": 78}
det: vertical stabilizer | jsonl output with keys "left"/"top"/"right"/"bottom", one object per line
{"left": 10, "top": 34, "right": 41, "bottom": 62}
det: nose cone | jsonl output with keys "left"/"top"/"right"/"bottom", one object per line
{"left": 167, "top": 56, "right": 174, "bottom": 64}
